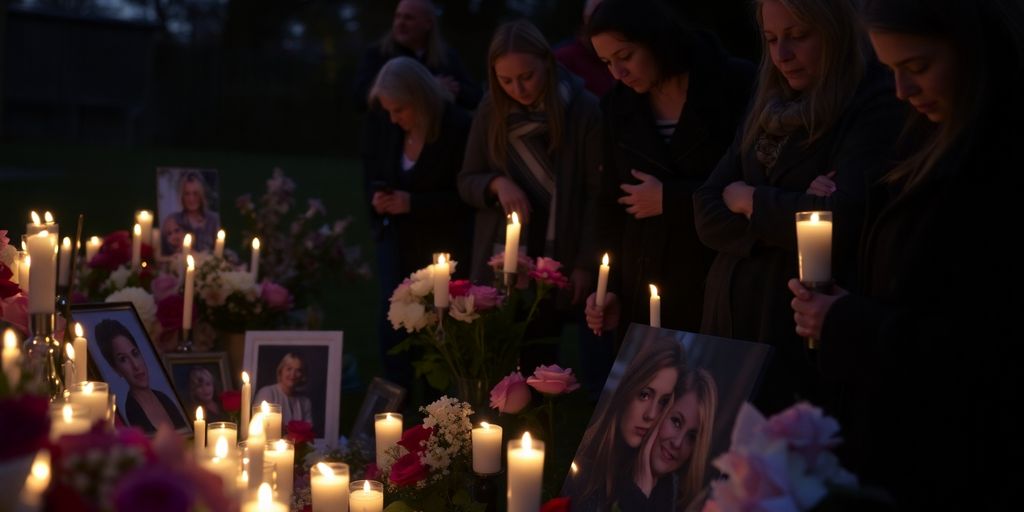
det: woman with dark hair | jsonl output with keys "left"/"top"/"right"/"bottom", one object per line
{"left": 95, "top": 319, "right": 188, "bottom": 433}
{"left": 693, "top": 0, "right": 905, "bottom": 413}
{"left": 789, "top": 0, "right": 1023, "bottom": 507}
{"left": 583, "top": 0, "right": 754, "bottom": 339}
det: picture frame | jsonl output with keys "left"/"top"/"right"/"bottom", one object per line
{"left": 350, "top": 377, "right": 407, "bottom": 443}
{"left": 71, "top": 302, "right": 193, "bottom": 436}
{"left": 155, "top": 167, "right": 221, "bottom": 256}
{"left": 243, "top": 330, "right": 344, "bottom": 444}
{"left": 161, "top": 351, "right": 233, "bottom": 423}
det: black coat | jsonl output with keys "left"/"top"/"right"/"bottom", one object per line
{"left": 352, "top": 42, "right": 481, "bottom": 112}
{"left": 361, "top": 104, "right": 473, "bottom": 277}
{"left": 598, "top": 33, "right": 754, "bottom": 335}
{"left": 693, "top": 64, "right": 905, "bottom": 412}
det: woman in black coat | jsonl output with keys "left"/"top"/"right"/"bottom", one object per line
{"left": 362, "top": 56, "right": 472, "bottom": 389}
{"left": 789, "top": 0, "right": 1024, "bottom": 508}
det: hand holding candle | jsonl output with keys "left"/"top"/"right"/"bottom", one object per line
{"left": 596, "top": 253, "right": 610, "bottom": 307}
{"left": 795, "top": 211, "right": 833, "bottom": 349}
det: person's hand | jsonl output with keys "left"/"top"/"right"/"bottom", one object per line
{"left": 618, "top": 170, "right": 663, "bottom": 219}
{"left": 371, "top": 191, "right": 390, "bottom": 215}
{"left": 723, "top": 181, "right": 755, "bottom": 218}
{"left": 806, "top": 171, "right": 838, "bottom": 197}
{"left": 788, "top": 278, "right": 848, "bottom": 339}
{"left": 585, "top": 291, "right": 620, "bottom": 336}
{"left": 435, "top": 74, "right": 461, "bottom": 97}
{"left": 569, "top": 268, "right": 593, "bottom": 305}
{"left": 633, "top": 401, "right": 665, "bottom": 497}
{"left": 378, "top": 190, "right": 411, "bottom": 215}
{"left": 489, "top": 176, "right": 532, "bottom": 224}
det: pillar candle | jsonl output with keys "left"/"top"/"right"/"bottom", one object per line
{"left": 26, "top": 211, "right": 57, "bottom": 237}
{"left": 374, "top": 413, "right": 402, "bottom": 467}
{"left": 63, "top": 343, "right": 75, "bottom": 385}
{"left": 201, "top": 438, "right": 237, "bottom": 494}
{"left": 58, "top": 237, "right": 72, "bottom": 287}
{"left": 183, "top": 255, "right": 195, "bottom": 329}
{"left": 251, "top": 237, "right": 261, "bottom": 278}
{"left": 242, "top": 482, "right": 287, "bottom": 512}
{"left": 136, "top": 210, "right": 153, "bottom": 247}
{"left": 246, "top": 414, "right": 266, "bottom": 493}
{"left": 266, "top": 439, "right": 295, "bottom": 502}
{"left": 206, "top": 422, "right": 238, "bottom": 458}
{"left": 507, "top": 432, "right": 544, "bottom": 512}
{"left": 795, "top": 211, "right": 833, "bottom": 285}
{"left": 214, "top": 229, "right": 225, "bottom": 258}
{"left": 68, "top": 381, "right": 109, "bottom": 424}
{"left": 49, "top": 403, "right": 90, "bottom": 442}
{"left": 26, "top": 230, "right": 57, "bottom": 314}
{"left": 348, "top": 480, "right": 383, "bottom": 512}
{"left": 257, "top": 401, "right": 283, "bottom": 441}
{"left": 3, "top": 329, "right": 21, "bottom": 389}
{"left": 503, "top": 212, "right": 521, "bottom": 273}
{"left": 472, "top": 422, "right": 502, "bottom": 474}
{"left": 312, "top": 462, "right": 349, "bottom": 512}
{"left": 85, "top": 236, "right": 101, "bottom": 265}
{"left": 649, "top": 284, "right": 661, "bottom": 328}
{"left": 433, "top": 254, "right": 450, "bottom": 309}
{"left": 131, "top": 223, "right": 142, "bottom": 270}
{"left": 20, "top": 450, "right": 51, "bottom": 508}
{"left": 595, "top": 253, "right": 610, "bottom": 307}
{"left": 17, "top": 253, "right": 30, "bottom": 292}
{"left": 194, "top": 406, "right": 206, "bottom": 460}
{"left": 73, "top": 323, "right": 87, "bottom": 384}
{"left": 241, "top": 372, "right": 252, "bottom": 440}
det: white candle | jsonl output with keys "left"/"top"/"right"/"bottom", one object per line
{"left": 206, "top": 422, "right": 238, "bottom": 458}
{"left": 3, "top": 329, "right": 21, "bottom": 389}
{"left": 242, "top": 482, "right": 287, "bottom": 512}
{"left": 247, "top": 414, "right": 266, "bottom": 492}
{"left": 596, "top": 253, "right": 610, "bottom": 307}
{"left": 136, "top": 210, "right": 153, "bottom": 248}
{"left": 503, "top": 212, "right": 521, "bottom": 274}
{"left": 49, "top": 404, "right": 90, "bottom": 442}
{"left": 649, "top": 284, "right": 661, "bottom": 328}
{"left": 507, "top": 432, "right": 544, "bottom": 512}
{"left": 85, "top": 236, "right": 101, "bottom": 265}
{"left": 19, "top": 450, "right": 50, "bottom": 508}
{"left": 151, "top": 227, "right": 162, "bottom": 255}
{"left": 795, "top": 211, "right": 833, "bottom": 285}
{"left": 73, "top": 323, "right": 87, "bottom": 384}
{"left": 433, "top": 254, "right": 450, "bottom": 309}
{"left": 374, "top": 413, "right": 402, "bottom": 467}
{"left": 348, "top": 480, "right": 383, "bottom": 512}
{"left": 26, "top": 230, "right": 57, "bottom": 314}
{"left": 241, "top": 371, "right": 252, "bottom": 440}
{"left": 58, "top": 237, "right": 72, "bottom": 287}
{"left": 17, "top": 253, "right": 30, "bottom": 292}
{"left": 214, "top": 229, "right": 225, "bottom": 258}
{"left": 68, "top": 381, "right": 109, "bottom": 424}
{"left": 194, "top": 406, "right": 207, "bottom": 460}
{"left": 472, "top": 422, "right": 503, "bottom": 474}
{"left": 201, "top": 438, "right": 237, "bottom": 494}
{"left": 131, "top": 223, "right": 142, "bottom": 270}
{"left": 183, "top": 255, "right": 195, "bottom": 329}
{"left": 312, "top": 462, "right": 350, "bottom": 512}
{"left": 63, "top": 343, "right": 75, "bottom": 385}
{"left": 251, "top": 237, "right": 261, "bottom": 278}
{"left": 266, "top": 439, "right": 295, "bottom": 502}
{"left": 257, "top": 401, "right": 283, "bottom": 441}
{"left": 26, "top": 211, "right": 57, "bottom": 237}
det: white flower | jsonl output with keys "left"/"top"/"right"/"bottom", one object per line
{"left": 106, "top": 287, "right": 157, "bottom": 337}
{"left": 106, "top": 265, "right": 133, "bottom": 290}
{"left": 408, "top": 267, "right": 433, "bottom": 297}
{"left": 388, "top": 300, "right": 433, "bottom": 333}
{"left": 448, "top": 295, "right": 479, "bottom": 323}
{"left": 220, "top": 271, "right": 259, "bottom": 295}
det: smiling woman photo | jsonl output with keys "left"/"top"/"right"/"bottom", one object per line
{"left": 253, "top": 352, "right": 314, "bottom": 425}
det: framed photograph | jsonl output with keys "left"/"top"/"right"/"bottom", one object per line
{"left": 350, "top": 377, "right": 407, "bottom": 442}
{"left": 161, "top": 352, "right": 233, "bottom": 423}
{"left": 156, "top": 167, "right": 221, "bottom": 256}
{"left": 71, "top": 302, "right": 193, "bottom": 436}
{"left": 561, "top": 324, "right": 772, "bottom": 512}
{"left": 243, "top": 330, "right": 344, "bottom": 444}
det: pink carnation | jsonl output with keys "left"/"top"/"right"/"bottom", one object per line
{"left": 527, "top": 364, "right": 580, "bottom": 395}
{"left": 469, "top": 285, "right": 503, "bottom": 310}
{"left": 489, "top": 371, "right": 532, "bottom": 413}
{"left": 764, "top": 402, "right": 842, "bottom": 471}
{"left": 261, "top": 280, "right": 293, "bottom": 311}
{"left": 150, "top": 274, "right": 179, "bottom": 302}
{"left": 529, "top": 257, "right": 569, "bottom": 289}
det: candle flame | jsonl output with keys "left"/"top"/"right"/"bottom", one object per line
{"left": 481, "top": 421, "right": 490, "bottom": 429}
{"left": 196, "top": 406, "right": 204, "bottom": 421}
{"left": 21, "top": 242, "right": 27, "bottom": 252}
{"left": 386, "top": 412, "right": 393, "bottom": 421}
{"left": 65, "top": 343, "right": 75, "bottom": 361}
{"left": 83, "top": 382, "right": 94, "bottom": 393}
{"left": 363, "top": 480, "right": 371, "bottom": 493}
{"left": 23, "top": 255, "right": 30, "bottom": 267}
{"left": 240, "top": 469, "right": 249, "bottom": 484}
{"left": 511, "top": 211, "right": 519, "bottom": 225}
{"left": 62, "top": 404, "right": 73, "bottom": 423}
{"left": 275, "top": 439, "right": 289, "bottom": 452}
{"left": 62, "top": 237, "right": 71, "bottom": 248}
{"left": 3, "top": 329, "right": 17, "bottom": 350}
{"left": 44, "top": 211, "right": 54, "bottom": 223}
{"left": 133, "top": 223, "right": 141, "bottom": 236}
{"left": 810, "top": 212, "right": 820, "bottom": 223}
{"left": 141, "top": 261, "right": 148, "bottom": 269}
{"left": 137, "top": 210, "right": 151, "bottom": 221}
{"left": 252, "top": 237, "right": 261, "bottom": 250}
{"left": 250, "top": 414, "right": 264, "bottom": 436}
{"left": 242, "top": 371, "right": 250, "bottom": 384}
{"left": 522, "top": 431, "right": 533, "bottom": 450}
{"left": 187, "top": 254, "right": 195, "bottom": 270}
{"left": 74, "top": 323, "right": 84, "bottom": 338}
{"left": 30, "top": 451, "right": 50, "bottom": 481}
{"left": 183, "top": 233, "right": 192, "bottom": 247}
{"left": 215, "top": 437, "right": 229, "bottom": 458}
{"left": 258, "top": 482, "right": 272, "bottom": 504}
{"left": 261, "top": 400, "right": 270, "bottom": 414}
{"left": 38, "top": 230, "right": 49, "bottom": 238}
{"left": 602, "top": 253, "right": 609, "bottom": 266}
{"left": 316, "top": 462, "right": 335, "bottom": 478}
{"left": 89, "top": 236, "right": 100, "bottom": 245}
{"left": 571, "top": 461, "right": 579, "bottom": 474}
{"left": 438, "top": 254, "right": 446, "bottom": 265}
{"left": 30, "top": 211, "right": 41, "bottom": 225}
{"left": 649, "top": 284, "right": 658, "bottom": 298}
{"left": 217, "top": 229, "right": 225, "bottom": 241}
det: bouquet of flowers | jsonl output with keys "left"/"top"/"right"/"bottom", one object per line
{"left": 193, "top": 254, "right": 292, "bottom": 331}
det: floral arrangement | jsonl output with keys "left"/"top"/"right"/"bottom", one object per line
{"left": 703, "top": 402, "right": 859, "bottom": 512}
{"left": 193, "top": 254, "right": 292, "bottom": 331}
{"left": 1, "top": 229, "right": 29, "bottom": 334}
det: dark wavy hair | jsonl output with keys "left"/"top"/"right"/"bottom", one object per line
{"left": 95, "top": 318, "right": 138, "bottom": 369}
{"left": 585, "top": 0, "right": 696, "bottom": 83}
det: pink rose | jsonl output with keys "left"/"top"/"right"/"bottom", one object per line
{"left": 527, "top": 364, "right": 580, "bottom": 395}
{"left": 529, "top": 257, "right": 570, "bottom": 289}
{"left": 150, "top": 274, "right": 179, "bottom": 302}
{"left": 89, "top": 230, "right": 132, "bottom": 271}
{"left": 389, "top": 452, "right": 429, "bottom": 487}
{"left": 0, "top": 229, "right": 8, "bottom": 250}
{"left": 764, "top": 402, "right": 841, "bottom": 471}
{"left": 260, "top": 280, "right": 293, "bottom": 311}
{"left": 0, "top": 294, "right": 29, "bottom": 336}
{"left": 449, "top": 279, "right": 472, "bottom": 297}
{"left": 469, "top": 285, "right": 503, "bottom": 311}
{"left": 489, "top": 371, "right": 532, "bottom": 413}
{"left": 706, "top": 449, "right": 803, "bottom": 512}
{"left": 397, "top": 425, "right": 433, "bottom": 455}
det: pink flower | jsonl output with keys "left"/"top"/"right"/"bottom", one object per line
{"left": 389, "top": 452, "right": 429, "bottom": 487}
{"left": 0, "top": 230, "right": 8, "bottom": 250}
{"left": 150, "top": 274, "right": 179, "bottom": 302}
{"left": 489, "top": 371, "right": 532, "bottom": 413}
{"left": 529, "top": 257, "right": 570, "bottom": 289}
{"left": 0, "top": 263, "right": 18, "bottom": 299}
{"left": 764, "top": 402, "right": 842, "bottom": 471}
{"left": 707, "top": 448, "right": 806, "bottom": 512}
{"left": 469, "top": 285, "right": 503, "bottom": 310}
{"left": 526, "top": 364, "right": 580, "bottom": 395}
{"left": 449, "top": 279, "right": 472, "bottom": 297}
{"left": 111, "top": 465, "right": 194, "bottom": 512}
{"left": 0, "top": 294, "right": 29, "bottom": 337}
{"left": 397, "top": 425, "right": 433, "bottom": 455}
{"left": 261, "top": 280, "right": 293, "bottom": 311}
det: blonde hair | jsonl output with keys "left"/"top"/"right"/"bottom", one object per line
{"left": 677, "top": 368, "right": 718, "bottom": 507}
{"left": 379, "top": 0, "right": 447, "bottom": 69}
{"left": 368, "top": 56, "right": 452, "bottom": 143}
{"left": 485, "top": 20, "right": 564, "bottom": 170}
{"left": 741, "top": 0, "right": 866, "bottom": 151}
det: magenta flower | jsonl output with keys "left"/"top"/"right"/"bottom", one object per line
{"left": 397, "top": 425, "right": 433, "bottom": 455}
{"left": 111, "top": 465, "right": 194, "bottom": 512}
{"left": 0, "top": 295, "right": 28, "bottom": 336}
{"left": 156, "top": 294, "right": 184, "bottom": 331}
{"left": 449, "top": 279, "right": 472, "bottom": 297}
{"left": 260, "top": 280, "right": 293, "bottom": 311}
{"left": 150, "top": 274, "right": 179, "bottom": 302}
{"left": 389, "top": 451, "right": 429, "bottom": 487}
{"left": 469, "top": 285, "right": 503, "bottom": 310}
{"left": 526, "top": 364, "right": 580, "bottom": 395}
{"left": 489, "top": 371, "right": 532, "bottom": 413}
{"left": 529, "top": 257, "right": 569, "bottom": 289}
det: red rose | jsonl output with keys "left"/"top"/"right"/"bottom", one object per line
{"left": 397, "top": 425, "right": 433, "bottom": 455}
{"left": 0, "top": 263, "right": 19, "bottom": 299}
{"left": 285, "top": 420, "right": 315, "bottom": 445}
{"left": 156, "top": 294, "right": 184, "bottom": 331}
{"left": 220, "top": 390, "right": 241, "bottom": 413}
{"left": 541, "top": 497, "right": 571, "bottom": 512}
{"left": 449, "top": 279, "right": 472, "bottom": 297}
{"left": 89, "top": 230, "right": 131, "bottom": 271}
{"left": 389, "top": 452, "right": 428, "bottom": 487}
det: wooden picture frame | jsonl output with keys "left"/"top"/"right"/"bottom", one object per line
{"left": 161, "top": 351, "right": 233, "bottom": 423}
{"left": 350, "top": 377, "right": 407, "bottom": 442}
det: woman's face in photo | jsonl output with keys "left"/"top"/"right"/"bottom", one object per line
{"left": 494, "top": 52, "right": 548, "bottom": 108}
{"left": 378, "top": 94, "right": 418, "bottom": 133}
{"left": 164, "top": 218, "right": 184, "bottom": 249}
{"left": 112, "top": 335, "right": 149, "bottom": 390}
{"left": 192, "top": 371, "right": 215, "bottom": 403}
{"left": 279, "top": 357, "right": 304, "bottom": 394}
{"left": 618, "top": 366, "right": 678, "bottom": 448}
{"left": 590, "top": 32, "right": 660, "bottom": 94}
{"left": 869, "top": 31, "right": 957, "bottom": 123}
{"left": 651, "top": 390, "right": 700, "bottom": 477}
{"left": 761, "top": 0, "right": 823, "bottom": 92}
{"left": 181, "top": 180, "right": 204, "bottom": 213}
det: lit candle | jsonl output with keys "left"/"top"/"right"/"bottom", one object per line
{"left": 251, "top": 237, "right": 261, "bottom": 278}
{"left": 26, "top": 230, "right": 57, "bottom": 314}
{"left": 503, "top": 212, "right": 521, "bottom": 274}
{"left": 257, "top": 401, "right": 283, "bottom": 441}
{"left": 2, "top": 329, "right": 21, "bottom": 388}
{"left": 795, "top": 211, "right": 833, "bottom": 286}
{"left": 266, "top": 439, "right": 295, "bottom": 502}
{"left": 201, "top": 438, "right": 237, "bottom": 495}
{"left": 242, "top": 482, "right": 287, "bottom": 512}
{"left": 247, "top": 413, "right": 266, "bottom": 492}
{"left": 433, "top": 254, "right": 450, "bottom": 309}
{"left": 507, "top": 432, "right": 544, "bottom": 512}
{"left": 17, "top": 253, "right": 30, "bottom": 292}
{"left": 19, "top": 450, "right": 50, "bottom": 507}
{"left": 26, "top": 210, "right": 57, "bottom": 236}
{"left": 241, "top": 371, "right": 252, "bottom": 440}
{"left": 374, "top": 413, "right": 402, "bottom": 467}
{"left": 68, "top": 381, "right": 109, "bottom": 424}
{"left": 312, "top": 462, "right": 350, "bottom": 512}
{"left": 472, "top": 422, "right": 503, "bottom": 474}
{"left": 348, "top": 480, "right": 383, "bottom": 512}
{"left": 58, "top": 237, "right": 72, "bottom": 287}
{"left": 649, "top": 284, "right": 661, "bottom": 328}
{"left": 85, "top": 236, "right": 101, "bottom": 265}
{"left": 136, "top": 210, "right": 153, "bottom": 248}
{"left": 206, "top": 421, "right": 238, "bottom": 458}
{"left": 183, "top": 233, "right": 193, "bottom": 256}
{"left": 63, "top": 343, "right": 75, "bottom": 385}
{"left": 214, "top": 229, "right": 225, "bottom": 258}
{"left": 595, "top": 253, "right": 610, "bottom": 307}
{"left": 49, "top": 404, "right": 90, "bottom": 442}
{"left": 183, "top": 255, "right": 195, "bottom": 329}
{"left": 73, "top": 323, "right": 87, "bottom": 384}
{"left": 194, "top": 406, "right": 206, "bottom": 460}
{"left": 131, "top": 223, "right": 142, "bottom": 270}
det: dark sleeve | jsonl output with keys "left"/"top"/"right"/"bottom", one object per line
{"left": 443, "top": 47, "right": 482, "bottom": 110}
{"left": 352, "top": 46, "right": 385, "bottom": 112}
{"left": 457, "top": 97, "right": 502, "bottom": 209}
{"left": 693, "top": 133, "right": 755, "bottom": 255}
{"left": 572, "top": 94, "right": 605, "bottom": 272}
{"left": 409, "top": 108, "right": 472, "bottom": 214}
{"left": 594, "top": 93, "right": 626, "bottom": 289}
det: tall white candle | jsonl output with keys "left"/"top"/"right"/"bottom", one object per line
{"left": 374, "top": 413, "right": 402, "bottom": 467}
{"left": 266, "top": 439, "right": 295, "bottom": 502}
{"left": 241, "top": 371, "right": 252, "bottom": 440}
{"left": 26, "top": 230, "right": 57, "bottom": 314}
{"left": 63, "top": 343, "right": 75, "bottom": 386}
{"left": 472, "top": 422, "right": 503, "bottom": 474}
{"left": 68, "top": 381, "right": 109, "bottom": 424}
{"left": 3, "top": 329, "right": 21, "bottom": 389}
{"left": 242, "top": 482, "right": 287, "bottom": 512}
{"left": 26, "top": 211, "right": 57, "bottom": 237}
{"left": 649, "top": 284, "right": 661, "bottom": 328}
{"left": 507, "top": 432, "right": 544, "bottom": 512}
{"left": 503, "top": 212, "right": 521, "bottom": 273}
{"left": 73, "top": 323, "right": 87, "bottom": 384}
{"left": 206, "top": 422, "right": 238, "bottom": 458}
{"left": 49, "top": 403, "right": 90, "bottom": 442}
{"left": 795, "top": 211, "right": 833, "bottom": 285}
{"left": 17, "top": 253, "right": 30, "bottom": 292}
{"left": 85, "top": 236, "right": 101, "bottom": 265}
{"left": 214, "top": 229, "right": 225, "bottom": 258}
{"left": 433, "top": 254, "right": 450, "bottom": 309}
{"left": 136, "top": 210, "right": 153, "bottom": 248}
{"left": 183, "top": 255, "right": 195, "bottom": 329}
{"left": 131, "top": 223, "right": 142, "bottom": 270}
{"left": 58, "top": 237, "right": 72, "bottom": 287}
{"left": 247, "top": 413, "right": 266, "bottom": 492}
{"left": 194, "top": 406, "right": 207, "bottom": 460}
{"left": 251, "top": 237, "right": 261, "bottom": 278}
{"left": 595, "top": 253, "right": 610, "bottom": 307}
{"left": 348, "top": 480, "right": 383, "bottom": 512}
{"left": 312, "top": 462, "right": 350, "bottom": 512}
{"left": 257, "top": 401, "right": 283, "bottom": 441}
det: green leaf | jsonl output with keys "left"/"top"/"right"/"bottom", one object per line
{"left": 383, "top": 500, "right": 417, "bottom": 512}
{"left": 388, "top": 336, "right": 416, "bottom": 355}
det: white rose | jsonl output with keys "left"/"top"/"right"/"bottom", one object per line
{"left": 388, "top": 300, "right": 433, "bottom": 332}
{"left": 0, "top": 245, "right": 16, "bottom": 267}
{"left": 106, "top": 266, "right": 133, "bottom": 290}
{"left": 105, "top": 287, "right": 158, "bottom": 337}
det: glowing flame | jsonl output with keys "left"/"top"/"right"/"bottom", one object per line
{"left": 602, "top": 253, "right": 609, "bottom": 266}
{"left": 252, "top": 237, "right": 261, "bottom": 250}
{"left": 196, "top": 406, "right": 204, "bottom": 422}
{"left": 316, "top": 462, "right": 334, "bottom": 478}
{"left": 65, "top": 343, "right": 75, "bottom": 361}
{"left": 4, "top": 329, "right": 18, "bottom": 350}
{"left": 44, "top": 211, "right": 54, "bottom": 223}
{"left": 187, "top": 254, "right": 195, "bottom": 270}
{"left": 133, "top": 223, "right": 141, "bottom": 236}
{"left": 74, "top": 323, "right": 84, "bottom": 338}
{"left": 242, "top": 371, "right": 250, "bottom": 384}
{"left": 215, "top": 437, "right": 229, "bottom": 458}
{"left": 62, "top": 404, "right": 73, "bottom": 423}
{"left": 522, "top": 431, "right": 533, "bottom": 450}
{"left": 510, "top": 211, "right": 519, "bottom": 225}
{"left": 30, "top": 211, "right": 41, "bottom": 225}
{"left": 649, "top": 284, "right": 659, "bottom": 298}
{"left": 183, "top": 233, "right": 193, "bottom": 247}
